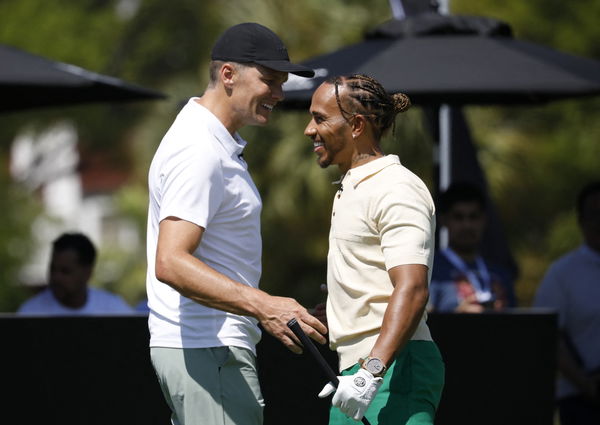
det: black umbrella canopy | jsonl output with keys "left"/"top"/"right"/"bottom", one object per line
{"left": 282, "top": 13, "right": 600, "bottom": 107}
{"left": 0, "top": 44, "right": 166, "bottom": 113}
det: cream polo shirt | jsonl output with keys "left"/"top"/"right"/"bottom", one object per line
{"left": 326, "top": 155, "right": 435, "bottom": 371}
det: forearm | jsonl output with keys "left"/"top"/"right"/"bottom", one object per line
{"left": 156, "top": 247, "right": 327, "bottom": 350}
{"left": 156, "top": 250, "right": 266, "bottom": 318}
{"left": 369, "top": 264, "right": 429, "bottom": 367}
{"left": 326, "top": 266, "right": 429, "bottom": 421}
{"left": 155, "top": 217, "right": 327, "bottom": 352}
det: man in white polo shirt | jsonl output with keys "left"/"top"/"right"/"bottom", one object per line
{"left": 146, "top": 23, "right": 327, "bottom": 425}
{"left": 304, "top": 74, "right": 445, "bottom": 425}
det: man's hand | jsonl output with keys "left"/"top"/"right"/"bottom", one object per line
{"left": 310, "top": 302, "right": 328, "bottom": 327}
{"left": 257, "top": 295, "right": 327, "bottom": 354}
{"left": 455, "top": 293, "right": 484, "bottom": 313}
{"left": 318, "top": 368, "right": 382, "bottom": 421}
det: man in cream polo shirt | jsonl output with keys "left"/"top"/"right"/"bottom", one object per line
{"left": 146, "top": 23, "right": 326, "bottom": 425}
{"left": 304, "top": 74, "right": 444, "bottom": 425}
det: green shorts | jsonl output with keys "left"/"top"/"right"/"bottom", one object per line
{"left": 150, "top": 346, "right": 264, "bottom": 425}
{"left": 329, "top": 340, "right": 445, "bottom": 425}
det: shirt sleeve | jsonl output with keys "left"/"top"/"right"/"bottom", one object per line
{"left": 16, "top": 292, "right": 45, "bottom": 314}
{"left": 16, "top": 299, "right": 34, "bottom": 314}
{"left": 373, "top": 182, "right": 435, "bottom": 270}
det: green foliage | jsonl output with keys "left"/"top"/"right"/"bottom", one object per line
{"left": 94, "top": 183, "right": 149, "bottom": 304}
{"left": 0, "top": 164, "right": 43, "bottom": 311}
{"left": 0, "top": 0, "right": 122, "bottom": 69}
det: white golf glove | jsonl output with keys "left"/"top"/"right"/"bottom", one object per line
{"left": 318, "top": 368, "right": 383, "bottom": 421}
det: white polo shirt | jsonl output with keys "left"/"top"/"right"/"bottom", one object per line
{"left": 146, "top": 98, "right": 262, "bottom": 353}
{"left": 326, "top": 155, "right": 435, "bottom": 370}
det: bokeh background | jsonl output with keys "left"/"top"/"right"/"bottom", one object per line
{"left": 1, "top": 0, "right": 599, "bottom": 312}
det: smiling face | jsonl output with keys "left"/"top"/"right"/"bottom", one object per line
{"left": 229, "top": 64, "right": 287, "bottom": 129}
{"left": 304, "top": 83, "right": 354, "bottom": 172}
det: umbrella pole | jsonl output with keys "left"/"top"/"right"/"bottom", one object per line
{"left": 439, "top": 104, "right": 452, "bottom": 191}
{"left": 438, "top": 104, "right": 452, "bottom": 249}
{"left": 388, "top": 0, "right": 406, "bottom": 19}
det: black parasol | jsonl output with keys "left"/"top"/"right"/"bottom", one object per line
{"left": 0, "top": 44, "right": 165, "bottom": 113}
{"left": 282, "top": 13, "right": 600, "bottom": 107}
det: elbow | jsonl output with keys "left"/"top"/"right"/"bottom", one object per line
{"left": 155, "top": 252, "right": 173, "bottom": 284}
{"left": 394, "top": 281, "right": 429, "bottom": 310}
{"left": 155, "top": 251, "right": 190, "bottom": 297}
{"left": 403, "top": 280, "right": 429, "bottom": 310}
{"left": 416, "top": 285, "right": 429, "bottom": 310}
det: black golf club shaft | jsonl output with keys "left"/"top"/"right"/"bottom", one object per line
{"left": 287, "top": 318, "right": 372, "bottom": 425}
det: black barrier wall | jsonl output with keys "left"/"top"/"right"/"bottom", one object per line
{"left": 430, "top": 311, "right": 558, "bottom": 425}
{"left": 2, "top": 315, "right": 170, "bottom": 425}
{"left": 0, "top": 311, "right": 557, "bottom": 425}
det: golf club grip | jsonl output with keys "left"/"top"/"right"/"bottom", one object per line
{"left": 287, "top": 319, "right": 372, "bottom": 425}
{"left": 287, "top": 318, "right": 339, "bottom": 385}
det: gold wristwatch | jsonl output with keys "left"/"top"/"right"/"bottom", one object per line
{"left": 361, "top": 356, "right": 387, "bottom": 377}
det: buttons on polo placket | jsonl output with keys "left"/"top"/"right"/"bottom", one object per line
{"left": 337, "top": 172, "right": 350, "bottom": 199}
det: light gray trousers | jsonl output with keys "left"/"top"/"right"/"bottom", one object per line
{"left": 151, "top": 346, "right": 264, "bottom": 425}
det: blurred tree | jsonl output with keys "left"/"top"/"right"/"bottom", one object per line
{"left": 0, "top": 161, "right": 43, "bottom": 311}
{"left": 0, "top": 0, "right": 155, "bottom": 310}
{"left": 451, "top": 0, "right": 600, "bottom": 305}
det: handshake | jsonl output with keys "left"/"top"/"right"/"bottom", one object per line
{"left": 318, "top": 367, "right": 383, "bottom": 421}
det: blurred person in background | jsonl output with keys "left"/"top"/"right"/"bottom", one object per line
{"left": 534, "top": 181, "right": 600, "bottom": 425}
{"left": 17, "top": 232, "right": 133, "bottom": 315}
{"left": 428, "top": 182, "right": 516, "bottom": 313}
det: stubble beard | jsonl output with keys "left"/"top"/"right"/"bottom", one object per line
{"left": 318, "top": 156, "right": 332, "bottom": 169}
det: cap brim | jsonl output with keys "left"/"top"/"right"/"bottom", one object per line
{"left": 254, "top": 60, "right": 315, "bottom": 78}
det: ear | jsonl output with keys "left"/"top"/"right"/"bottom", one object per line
{"left": 351, "top": 114, "right": 368, "bottom": 139}
{"left": 220, "top": 63, "right": 236, "bottom": 89}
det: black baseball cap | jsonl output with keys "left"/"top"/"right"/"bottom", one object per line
{"left": 211, "top": 22, "right": 315, "bottom": 78}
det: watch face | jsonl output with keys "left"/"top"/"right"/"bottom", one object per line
{"left": 366, "top": 358, "right": 384, "bottom": 374}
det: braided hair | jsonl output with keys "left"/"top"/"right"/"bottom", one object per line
{"left": 327, "top": 74, "right": 411, "bottom": 140}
